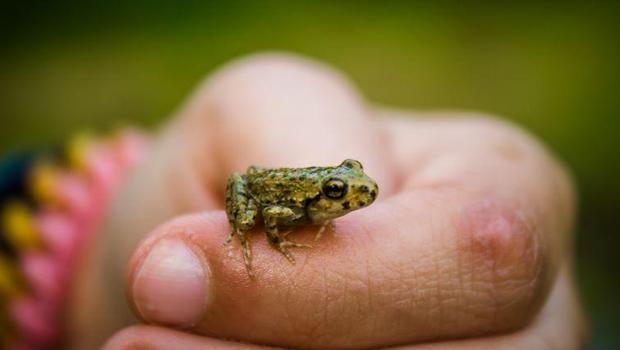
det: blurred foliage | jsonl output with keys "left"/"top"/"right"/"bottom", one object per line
{"left": 1, "top": 1, "right": 618, "bottom": 348}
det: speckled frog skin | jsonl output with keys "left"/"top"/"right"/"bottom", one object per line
{"left": 225, "top": 159, "right": 378, "bottom": 275}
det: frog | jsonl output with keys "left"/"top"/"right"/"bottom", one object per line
{"left": 225, "top": 159, "right": 378, "bottom": 276}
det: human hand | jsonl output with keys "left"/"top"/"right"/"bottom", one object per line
{"left": 68, "top": 53, "right": 585, "bottom": 349}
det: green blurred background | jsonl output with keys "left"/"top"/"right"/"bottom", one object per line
{"left": 1, "top": 1, "right": 618, "bottom": 348}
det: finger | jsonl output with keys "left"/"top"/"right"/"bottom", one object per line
{"left": 379, "top": 109, "right": 575, "bottom": 254}
{"left": 70, "top": 53, "right": 398, "bottom": 348}
{"left": 107, "top": 265, "right": 584, "bottom": 350}
{"left": 389, "top": 265, "right": 586, "bottom": 350}
{"left": 174, "top": 52, "right": 397, "bottom": 195}
{"left": 127, "top": 112, "right": 574, "bottom": 348}
{"left": 102, "top": 325, "right": 273, "bottom": 350}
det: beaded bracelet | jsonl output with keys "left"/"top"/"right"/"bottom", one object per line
{"left": 0, "top": 130, "right": 147, "bottom": 349}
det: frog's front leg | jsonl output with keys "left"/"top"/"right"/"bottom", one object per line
{"left": 225, "top": 173, "right": 258, "bottom": 276}
{"left": 314, "top": 220, "right": 334, "bottom": 242}
{"left": 262, "top": 206, "right": 312, "bottom": 263}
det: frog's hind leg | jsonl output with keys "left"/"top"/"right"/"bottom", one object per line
{"left": 262, "top": 206, "right": 312, "bottom": 264}
{"left": 247, "top": 165, "right": 265, "bottom": 174}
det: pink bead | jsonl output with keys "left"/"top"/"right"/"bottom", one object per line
{"left": 10, "top": 297, "right": 58, "bottom": 346}
{"left": 6, "top": 131, "right": 149, "bottom": 350}
{"left": 55, "top": 173, "right": 96, "bottom": 221}
{"left": 85, "top": 145, "right": 122, "bottom": 198}
{"left": 20, "top": 253, "right": 65, "bottom": 304}
{"left": 116, "top": 130, "right": 148, "bottom": 168}
{"left": 36, "top": 211, "right": 79, "bottom": 263}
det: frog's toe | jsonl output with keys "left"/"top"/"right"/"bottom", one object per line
{"left": 281, "top": 240, "right": 313, "bottom": 249}
{"left": 223, "top": 230, "right": 234, "bottom": 246}
{"left": 276, "top": 245, "right": 296, "bottom": 264}
{"left": 314, "top": 221, "right": 333, "bottom": 242}
{"left": 272, "top": 239, "right": 312, "bottom": 264}
{"left": 233, "top": 231, "right": 254, "bottom": 277}
{"left": 240, "top": 239, "right": 254, "bottom": 277}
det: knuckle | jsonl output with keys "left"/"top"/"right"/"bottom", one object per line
{"left": 214, "top": 51, "right": 347, "bottom": 88}
{"left": 461, "top": 115, "right": 571, "bottom": 176}
{"left": 458, "top": 196, "right": 551, "bottom": 328}
{"left": 462, "top": 114, "right": 577, "bottom": 252}
{"left": 202, "top": 51, "right": 357, "bottom": 111}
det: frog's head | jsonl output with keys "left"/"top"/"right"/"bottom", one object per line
{"left": 307, "top": 159, "right": 379, "bottom": 223}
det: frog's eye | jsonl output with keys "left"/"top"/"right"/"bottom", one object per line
{"left": 341, "top": 159, "right": 363, "bottom": 171}
{"left": 322, "top": 178, "right": 348, "bottom": 199}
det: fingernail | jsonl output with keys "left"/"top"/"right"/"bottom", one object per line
{"left": 133, "top": 239, "right": 208, "bottom": 327}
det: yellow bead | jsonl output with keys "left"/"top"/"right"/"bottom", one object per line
{"left": 67, "top": 132, "right": 94, "bottom": 172}
{"left": 29, "top": 163, "right": 59, "bottom": 207}
{"left": 1, "top": 202, "right": 41, "bottom": 251}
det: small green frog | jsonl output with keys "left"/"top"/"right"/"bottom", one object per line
{"left": 225, "top": 159, "right": 378, "bottom": 275}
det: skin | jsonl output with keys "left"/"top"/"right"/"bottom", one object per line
{"left": 225, "top": 159, "right": 378, "bottom": 274}
{"left": 66, "top": 53, "right": 586, "bottom": 349}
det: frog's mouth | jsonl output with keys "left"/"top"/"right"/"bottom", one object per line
{"left": 306, "top": 198, "right": 347, "bottom": 223}
{"left": 347, "top": 180, "right": 379, "bottom": 207}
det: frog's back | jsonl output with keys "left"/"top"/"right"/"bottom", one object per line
{"left": 246, "top": 166, "right": 330, "bottom": 207}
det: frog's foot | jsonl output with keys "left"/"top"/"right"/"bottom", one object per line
{"left": 314, "top": 221, "right": 333, "bottom": 242}
{"left": 274, "top": 239, "right": 313, "bottom": 264}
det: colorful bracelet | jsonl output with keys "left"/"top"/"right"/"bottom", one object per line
{"left": 0, "top": 130, "right": 147, "bottom": 349}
